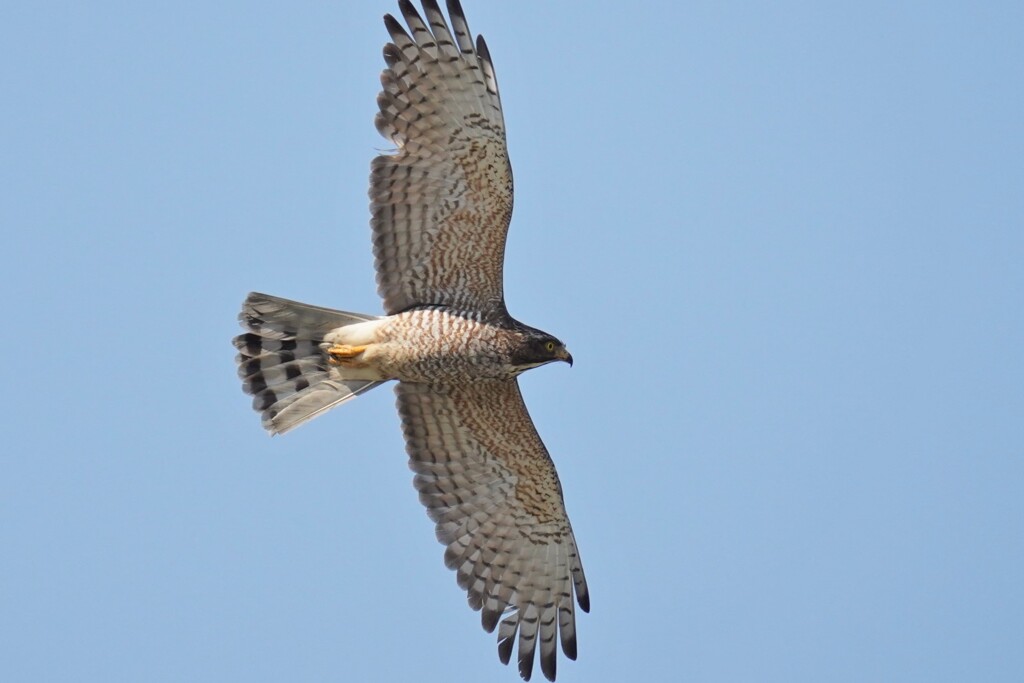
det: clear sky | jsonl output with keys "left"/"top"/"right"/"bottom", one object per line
{"left": 3, "top": 1, "right": 1022, "bottom": 681}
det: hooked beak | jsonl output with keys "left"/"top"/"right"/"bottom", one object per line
{"left": 557, "top": 347, "right": 574, "bottom": 367}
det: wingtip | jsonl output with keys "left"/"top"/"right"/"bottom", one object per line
{"left": 540, "top": 650, "right": 557, "bottom": 681}
{"left": 383, "top": 12, "right": 408, "bottom": 40}
{"left": 498, "top": 634, "right": 514, "bottom": 665}
{"left": 446, "top": 0, "right": 467, "bottom": 22}
{"left": 518, "top": 655, "right": 534, "bottom": 681}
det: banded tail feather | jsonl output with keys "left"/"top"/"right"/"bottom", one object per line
{"left": 234, "top": 292, "right": 385, "bottom": 435}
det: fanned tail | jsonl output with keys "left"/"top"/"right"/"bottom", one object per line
{"left": 233, "top": 292, "right": 385, "bottom": 435}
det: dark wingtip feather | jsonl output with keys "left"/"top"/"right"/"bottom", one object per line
{"left": 396, "top": 0, "right": 416, "bottom": 16}
{"left": 383, "top": 13, "right": 408, "bottom": 40}
{"left": 382, "top": 42, "right": 402, "bottom": 65}
{"left": 422, "top": 0, "right": 442, "bottom": 13}
{"left": 475, "top": 34, "right": 499, "bottom": 97}
{"left": 540, "top": 649, "right": 556, "bottom": 682}
{"left": 398, "top": 0, "right": 427, "bottom": 34}
{"left": 446, "top": 0, "right": 466, "bottom": 23}
{"left": 481, "top": 608, "right": 501, "bottom": 633}
{"left": 518, "top": 653, "right": 534, "bottom": 681}
{"left": 498, "top": 633, "right": 514, "bottom": 666}
{"left": 563, "top": 634, "right": 577, "bottom": 660}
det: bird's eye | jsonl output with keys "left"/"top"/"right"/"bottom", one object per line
{"left": 545, "top": 341, "right": 556, "bottom": 352}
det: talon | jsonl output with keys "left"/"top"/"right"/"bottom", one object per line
{"left": 327, "top": 343, "right": 368, "bottom": 366}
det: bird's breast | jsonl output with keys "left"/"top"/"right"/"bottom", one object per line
{"left": 375, "top": 307, "right": 518, "bottom": 383}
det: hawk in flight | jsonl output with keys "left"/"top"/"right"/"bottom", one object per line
{"left": 233, "top": 1, "right": 588, "bottom": 679}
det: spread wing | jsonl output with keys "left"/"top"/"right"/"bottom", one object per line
{"left": 396, "top": 380, "right": 589, "bottom": 682}
{"left": 371, "top": 0, "right": 512, "bottom": 317}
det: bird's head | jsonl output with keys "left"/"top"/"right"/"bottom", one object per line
{"left": 511, "top": 330, "right": 573, "bottom": 372}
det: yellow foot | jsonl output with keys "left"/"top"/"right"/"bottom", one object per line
{"left": 326, "top": 344, "right": 368, "bottom": 366}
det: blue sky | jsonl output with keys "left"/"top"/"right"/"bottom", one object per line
{"left": 2, "top": 1, "right": 1022, "bottom": 681}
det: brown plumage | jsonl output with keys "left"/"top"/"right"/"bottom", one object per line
{"left": 233, "top": 2, "right": 588, "bottom": 680}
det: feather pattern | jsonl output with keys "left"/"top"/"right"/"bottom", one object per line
{"left": 397, "top": 380, "right": 589, "bottom": 681}
{"left": 234, "top": 293, "right": 385, "bottom": 434}
{"left": 371, "top": 0, "right": 511, "bottom": 317}
{"left": 233, "top": 3, "right": 588, "bottom": 679}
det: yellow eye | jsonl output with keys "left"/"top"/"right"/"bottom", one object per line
{"left": 545, "top": 341, "right": 556, "bottom": 352}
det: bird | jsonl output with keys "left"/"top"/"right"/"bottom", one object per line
{"left": 233, "top": 1, "right": 589, "bottom": 680}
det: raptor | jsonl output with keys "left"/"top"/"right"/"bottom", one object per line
{"left": 234, "top": 2, "right": 588, "bottom": 680}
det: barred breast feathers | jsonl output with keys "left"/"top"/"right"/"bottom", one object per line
{"left": 362, "top": 306, "right": 521, "bottom": 383}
